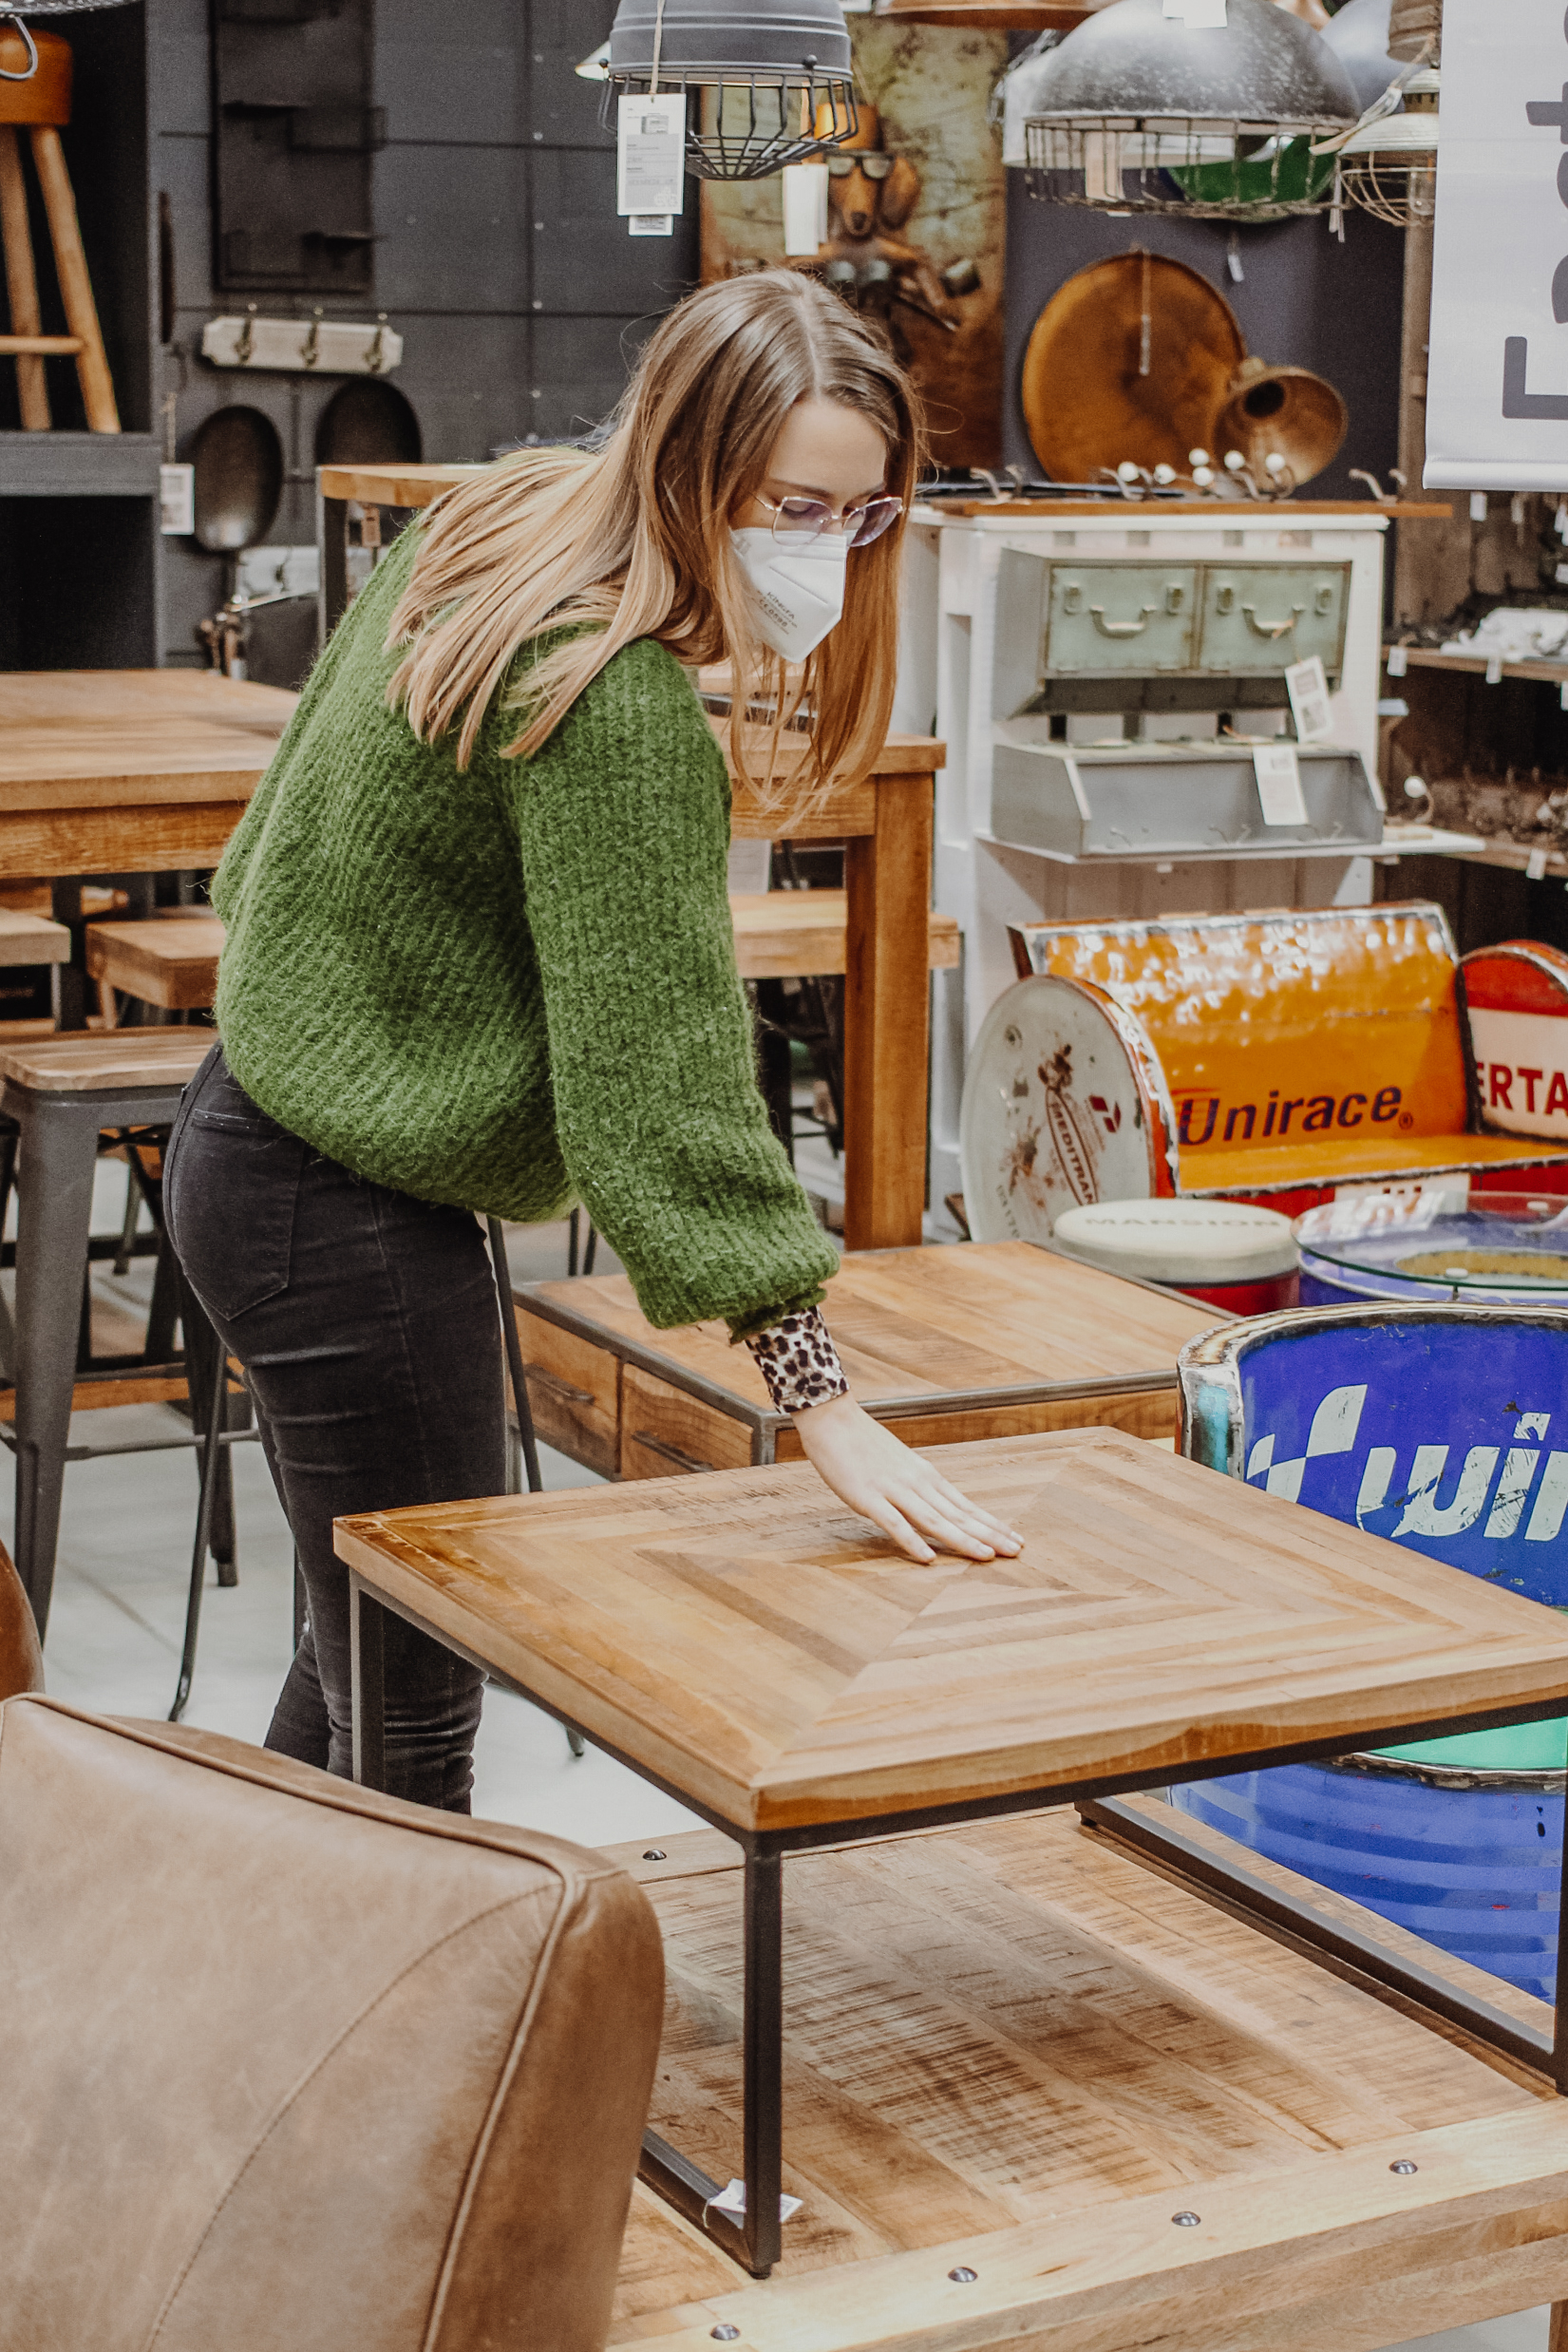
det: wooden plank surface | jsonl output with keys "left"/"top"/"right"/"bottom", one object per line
{"left": 85, "top": 917, "right": 223, "bottom": 1011}
{"left": 520, "top": 1242, "right": 1219, "bottom": 1417}
{"left": 335, "top": 1426, "right": 1568, "bottom": 1832}
{"left": 922, "top": 499, "right": 1451, "bottom": 521}
{"left": 0, "top": 1028, "right": 213, "bottom": 1093}
{"left": 601, "top": 1808, "right": 1565, "bottom": 2347}
{"left": 730, "top": 891, "right": 959, "bottom": 978}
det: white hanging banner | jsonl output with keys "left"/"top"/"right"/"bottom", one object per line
{"left": 1426, "top": 0, "right": 1568, "bottom": 491}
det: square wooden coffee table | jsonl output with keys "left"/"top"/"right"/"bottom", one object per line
{"left": 335, "top": 1428, "right": 1568, "bottom": 2279}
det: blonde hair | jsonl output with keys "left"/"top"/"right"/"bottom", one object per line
{"left": 386, "top": 270, "right": 925, "bottom": 806}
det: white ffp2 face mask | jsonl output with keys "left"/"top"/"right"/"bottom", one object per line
{"left": 729, "top": 527, "right": 849, "bottom": 662}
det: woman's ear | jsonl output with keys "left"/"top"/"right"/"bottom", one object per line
{"left": 877, "top": 156, "right": 921, "bottom": 231}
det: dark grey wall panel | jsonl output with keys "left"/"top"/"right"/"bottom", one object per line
{"left": 531, "top": 313, "right": 661, "bottom": 440}
{"left": 147, "top": 0, "right": 210, "bottom": 138}
{"left": 373, "top": 145, "right": 533, "bottom": 313}
{"left": 530, "top": 3, "right": 617, "bottom": 145}
{"left": 156, "top": 129, "right": 215, "bottom": 312}
{"left": 375, "top": 0, "right": 527, "bottom": 145}
{"left": 397, "top": 316, "right": 534, "bottom": 460}
{"left": 532, "top": 150, "right": 694, "bottom": 316}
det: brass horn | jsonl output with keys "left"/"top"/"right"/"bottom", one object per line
{"left": 1211, "top": 355, "right": 1348, "bottom": 492}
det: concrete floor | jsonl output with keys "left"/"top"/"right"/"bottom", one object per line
{"left": 22, "top": 1171, "right": 1556, "bottom": 2350}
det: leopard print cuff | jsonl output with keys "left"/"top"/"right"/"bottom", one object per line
{"left": 746, "top": 1306, "right": 850, "bottom": 1416}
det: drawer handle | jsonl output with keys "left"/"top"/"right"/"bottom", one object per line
{"left": 1241, "top": 601, "right": 1305, "bottom": 641}
{"left": 629, "top": 1429, "right": 718, "bottom": 1474}
{"left": 522, "top": 1362, "right": 595, "bottom": 1406}
{"left": 1088, "top": 602, "right": 1156, "bottom": 638}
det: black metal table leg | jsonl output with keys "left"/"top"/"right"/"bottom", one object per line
{"left": 350, "top": 1575, "right": 387, "bottom": 1792}
{"left": 743, "top": 1845, "right": 784, "bottom": 2277}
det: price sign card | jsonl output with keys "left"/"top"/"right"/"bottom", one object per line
{"left": 1255, "top": 741, "right": 1310, "bottom": 827}
{"left": 1284, "top": 654, "right": 1333, "bottom": 743}
{"left": 617, "top": 94, "right": 687, "bottom": 220}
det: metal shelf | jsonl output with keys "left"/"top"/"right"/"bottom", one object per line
{"left": 0, "top": 434, "right": 160, "bottom": 500}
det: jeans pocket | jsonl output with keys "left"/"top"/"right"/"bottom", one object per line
{"left": 165, "top": 1062, "right": 309, "bottom": 1322}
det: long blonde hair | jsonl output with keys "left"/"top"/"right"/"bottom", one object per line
{"left": 386, "top": 270, "right": 925, "bottom": 804}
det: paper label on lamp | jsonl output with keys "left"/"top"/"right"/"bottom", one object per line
{"left": 1285, "top": 654, "right": 1333, "bottom": 743}
{"left": 617, "top": 94, "right": 687, "bottom": 218}
{"left": 1255, "top": 742, "right": 1309, "bottom": 826}
{"left": 628, "top": 215, "right": 673, "bottom": 237}
{"left": 1163, "top": 0, "right": 1227, "bottom": 24}
{"left": 160, "top": 463, "right": 196, "bottom": 536}
{"left": 782, "top": 162, "right": 829, "bottom": 257}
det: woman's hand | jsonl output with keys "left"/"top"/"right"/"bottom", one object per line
{"left": 790, "top": 1394, "right": 1024, "bottom": 1565}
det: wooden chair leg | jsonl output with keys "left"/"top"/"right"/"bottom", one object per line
{"left": 1550, "top": 2304, "right": 1568, "bottom": 2352}
{"left": 28, "top": 124, "right": 118, "bottom": 434}
{"left": 0, "top": 126, "right": 48, "bottom": 430}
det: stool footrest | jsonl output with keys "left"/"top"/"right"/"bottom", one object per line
{"left": 0, "top": 334, "right": 83, "bottom": 355}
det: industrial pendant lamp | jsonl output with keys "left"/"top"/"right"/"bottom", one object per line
{"left": 1023, "top": 0, "right": 1359, "bottom": 219}
{"left": 600, "top": 0, "right": 860, "bottom": 180}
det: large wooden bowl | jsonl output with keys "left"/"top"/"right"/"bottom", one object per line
{"left": 1020, "top": 252, "right": 1244, "bottom": 482}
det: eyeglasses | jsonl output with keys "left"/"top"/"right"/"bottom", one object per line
{"left": 755, "top": 490, "right": 904, "bottom": 547}
{"left": 827, "top": 152, "right": 894, "bottom": 180}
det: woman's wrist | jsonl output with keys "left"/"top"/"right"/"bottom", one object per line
{"left": 745, "top": 1305, "right": 850, "bottom": 1416}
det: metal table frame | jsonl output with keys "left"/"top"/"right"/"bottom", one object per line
{"left": 348, "top": 1571, "right": 1568, "bottom": 2281}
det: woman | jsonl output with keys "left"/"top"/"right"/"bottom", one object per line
{"left": 165, "top": 269, "right": 1020, "bottom": 1813}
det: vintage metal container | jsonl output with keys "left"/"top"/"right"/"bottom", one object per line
{"left": 989, "top": 734, "right": 1383, "bottom": 861}
{"left": 1195, "top": 562, "right": 1350, "bottom": 676}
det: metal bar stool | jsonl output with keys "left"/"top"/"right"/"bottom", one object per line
{"left": 0, "top": 1031, "right": 237, "bottom": 1647}
{"left": 0, "top": 22, "right": 119, "bottom": 433}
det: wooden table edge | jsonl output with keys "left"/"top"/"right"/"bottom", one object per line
{"left": 618, "top": 2106, "right": 1568, "bottom": 2349}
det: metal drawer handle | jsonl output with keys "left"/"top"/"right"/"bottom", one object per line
{"left": 630, "top": 1429, "right": 718, "bottom": 1474}
{"left": 1089, "top": 603, "right": 1156, "bottom": 638}
{"left": 1241, "top": 601, "right": 1305, "bottom": 641}
{"left": 522, "top": 1362, "right": 595, "bottom": 1406}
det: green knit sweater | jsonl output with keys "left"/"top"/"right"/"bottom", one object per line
{"left": 212, "top": 521, "right": 837, "bottom": 1337}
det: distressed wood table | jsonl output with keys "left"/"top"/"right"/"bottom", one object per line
{"left": 336, "top": 1426, "right": 1568, "bottom": 2286}
{"left": 318, "top": 463, "right": 945, "bottom": 1248}
{"left": 0, "top": 670, "right": 295, "bottom": 1027}
{"left": 514, "top": 1239, "right": 1217, "bottom": 1479}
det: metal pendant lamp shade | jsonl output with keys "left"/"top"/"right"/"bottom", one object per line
{"left": 1332, "top": 63, "right": 1439, "bottom": 225}
{"left": 1024, "top": 0, "right": 1360, "bottom": 218}
{"left": 601, "top": 0, "right": 860, "bottom": 180}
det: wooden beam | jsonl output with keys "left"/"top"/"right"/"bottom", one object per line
{"left": 842, "top": 770, "right": 935, "bottom": 1250}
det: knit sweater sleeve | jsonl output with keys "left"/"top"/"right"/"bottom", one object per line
{"left": 488, "top": 637, "right": 839, "bottom": 1336}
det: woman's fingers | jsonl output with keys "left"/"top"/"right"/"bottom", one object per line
{"left": 859, "top": 1492, "right": 937, "bottom": 1565}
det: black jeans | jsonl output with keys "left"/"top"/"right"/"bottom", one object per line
{"left": 163, "top": 1045, "right": 502, "bottom": 1811}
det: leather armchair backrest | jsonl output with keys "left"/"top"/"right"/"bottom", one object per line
{"left": 0, "top": 1697, "right": 663, "bottom": 2352}
{"left": 0, "top": 1541, "right": 43, "bottom": 1699}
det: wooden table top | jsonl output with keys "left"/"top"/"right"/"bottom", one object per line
{"left": 0, "top": 671, "right": 296, "bottom": 806}
{"left": 523, "top": 1241, "right": 1215, "bottom": 1417}
{"left": 335, "top": 1426, "right": 1568, "bottom": 1833}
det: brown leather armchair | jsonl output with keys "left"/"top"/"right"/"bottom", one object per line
{"left": 0, "top": 1696, "right": 664, "bottom": 2350}
{"left": 0, "top": 1536, "right": 42, "bottom": 1698}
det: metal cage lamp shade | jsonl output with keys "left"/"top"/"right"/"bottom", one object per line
{"left": 1330, "top": 64, "right": 1438, "bottom": 227}
{"left": 600, "top": 0, "right": 859, "bottom": 181}
{"left": 1022, "top": 0, "right": 1360, "bottom": 219}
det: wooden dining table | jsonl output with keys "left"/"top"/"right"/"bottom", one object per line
{"left": 0, "top": 659, "right": 942, "bottom": 1248}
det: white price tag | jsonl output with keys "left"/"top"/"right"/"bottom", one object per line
{"left": 1386, "top": 643, "right": 1407, "bottom": 678}
{"left": 1255, "top": 742, "right": 1310, "bottom": 827}
{"left": 1284, "top": 654, "right": 1333, "bottom": 743}
{"left": 782, "top": 162, "right": 829, "bottom": 256}
{"left": 628, "top": 215, "right": 673, "bottom": 237}
{"left": 617, "top": 93, "right": 687, "bottom": 219}
{"left": 160, "top": 463, "right": 195, "bottom": 536}
{"left": 1528, "top": 845, "right": 1549, "bottom": 880}
{"left": 1164, "top": 0, "right": 1226, "bottom": 20}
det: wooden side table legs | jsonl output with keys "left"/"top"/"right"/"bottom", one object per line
{"left": 0, "top": 123, "right": 119, "bottom": 434}
{"left": 842, "top": 769, "right": 935, "bottom": 1252}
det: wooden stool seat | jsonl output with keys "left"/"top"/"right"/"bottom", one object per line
{"left": 729, "top": 890, "right": 959, "bottom": 978}
{"left": 0, "top": 912, "right": 69, "bottom": 969}
{"left": 0, "top": 24, "right": 119, "bottom": 433}
{"left": 85, "top": 918, "right": 223, "bottom": 1018}
{"left": 0, "top": 1028, "right": 213, "bottom": 1095}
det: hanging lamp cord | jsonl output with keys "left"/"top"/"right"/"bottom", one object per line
{"left": 0, "top": 14, "right": 39, "bottom": 80}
